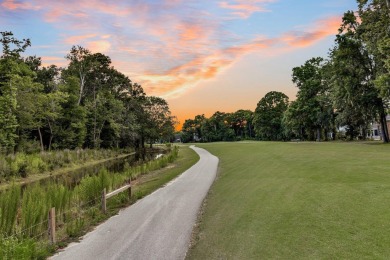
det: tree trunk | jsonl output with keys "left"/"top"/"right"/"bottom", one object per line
{"left": 95, "top": 122, "right": 105, "bottom": 149}
{"left": 300, "top": 126, "right": 304, "bottom": 140}
{"left": 93, "top": 86, "right": 97, "bottom": 148}
{"left": 77, "top": 73, "right": 85, "bottom": 105}
{"left": 316, "top": 127, "right": 321, "bottom": 142}
{"left": 362, "top": 126, "right": 367, "bottom": 141}
{"left": 37, "top": 127, "right": 44, "bottom": 152}
{"left": 48, "top": 120, "right": 53, "bottom": 151}
{"left": 380, "top": 111, "right": 389, "bottom": 143}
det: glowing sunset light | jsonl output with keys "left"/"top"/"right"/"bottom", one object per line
{"left": 1, "top": 0, "right": 357, "bottom": 130}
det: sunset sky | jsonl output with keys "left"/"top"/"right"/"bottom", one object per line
{"left": 1, "top": 0, "right": 357, "bottom": 129}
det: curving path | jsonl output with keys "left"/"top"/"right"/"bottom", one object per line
{"left": 52, "top": 145, "right": 218, "bottom": 260}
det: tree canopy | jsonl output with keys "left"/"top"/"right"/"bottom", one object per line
{"left": 0, "top": 31, "right": 176, "bottom": 153}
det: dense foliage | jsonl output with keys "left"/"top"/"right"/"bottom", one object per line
{"left": 181, "top": 0, "right": 390, "bottom": 142}
{"left": 181, "top": 110, "right": 255, "bottom": 142}
{"left": 0, "top": 32, "right": 176, "bottom": 154}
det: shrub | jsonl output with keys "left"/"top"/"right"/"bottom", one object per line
{"left": 0, "top": 236, "right": 49, "bottom": 260}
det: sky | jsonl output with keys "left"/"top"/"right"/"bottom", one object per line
{"left": 1, "top": 0, "right": 358, "bottom": 129}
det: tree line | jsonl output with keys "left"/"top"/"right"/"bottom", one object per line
{"left": 181, "top": 0, "right": 390, "bottom": 143}
{"left": 0, "top": 32, "right": 176, "bottom": 154}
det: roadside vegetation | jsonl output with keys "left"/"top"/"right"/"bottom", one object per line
{"left": 187, "top": 142, "right": 390, "bottom": 259}
{"left": 0, "top": 145, "right": 199, "bottom": 259}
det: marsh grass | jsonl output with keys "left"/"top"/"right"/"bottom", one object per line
{"left": 0, "top": 185, "right": 20, "bottom": 236}
{"left": 0, "top": 149, "right": 124, "bottom": 181}
{"left": 20, "top": 186, "right": 48, "bottom": 238}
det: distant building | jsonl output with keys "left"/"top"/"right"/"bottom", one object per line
{"left": 367, "top": 116, "right": 390, "bottom": 140}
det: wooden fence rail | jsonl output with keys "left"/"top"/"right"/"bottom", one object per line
{"left": 45, "top": 180, "right": 132, "bottom": 244}
{"left": 102, "top": 180, "right": 132, "bottom": 213}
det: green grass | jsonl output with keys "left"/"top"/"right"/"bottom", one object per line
{"left": 133, "top": 145, "right": 199, "bottom": 198}
{"left": 187, "top": 141, "right": 390, "bottom": 259}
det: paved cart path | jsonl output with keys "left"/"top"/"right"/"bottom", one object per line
{"left": 52, "top": 146, "right": 218, "bottom": 260}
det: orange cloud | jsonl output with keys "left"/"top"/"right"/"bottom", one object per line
{"left": 64, "top": 34, "right": 97, "bottom": 44}
{"left": 40, "top": 56, "right": 68, "bottom": 67}
{"left": 219, "top": 0, "right": 275, "bottom": 18}
{"left": 138, "top": 16, "right": 341, "bottom": 98}
{"left": 281, "top": 16, "right": 341, "bottom": 47}
{"left": 1, "top": 0, "right": 40, "bottom": 10}
{"left": 1, "top": 0, "right": 342, "bottom": 101}
{"left": 87, "top": 40, "right": 111, "bottom": 53}
{"left": 178, "top": 24, "right": 204, "bottom": 42}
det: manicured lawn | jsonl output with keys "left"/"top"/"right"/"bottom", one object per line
{"left": 187, "top": 141, "right": 390, "bottom": 259}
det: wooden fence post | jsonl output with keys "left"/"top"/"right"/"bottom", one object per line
{"left": 128, "top": 179, "right": 132, "bottom": 198}
{"left": 102, "top": 188, "right": 107, "bottom": 213}
{"left": 48, "top": 207, "right": 56, "bottom": 244}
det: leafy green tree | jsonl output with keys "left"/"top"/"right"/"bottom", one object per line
{"left": 0, "top": 32, "right": 32, "bottom": 152}
{"left": 253, "top": 91, "right": 289, "bottom": 140}
{"left": 55, "top": 77, "right": 87, "bottom": 149}
{"left": 230, "top": 109, "right": 254, "bottom": 139}
{"left": 181, "top": 119, "right": 196, "bottom": 143}
{"left": 357, "top": 0, "right": 390, "bottom": 102}
{"left": 88, "top": 92, "right": 124, "bottom": 148}
{"left": 329, "top": 10, "right": 388, "bottom": 141}
{"left": 282, "top": 100, "right": 305, "bottom": 139}
{"left": 64, "top": 46, "right": 93, "bottom": 106}
{"left": 142, "top": 96, "right": 175, "bottom": 147}
{"left": 181, "top": 114, "right": 207, "bottom": 143}
{"left": 290, "top": 57, "right": 334, "bottom": 141}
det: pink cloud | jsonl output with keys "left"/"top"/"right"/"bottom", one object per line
{"left": 281, "top": 16, "right": 341, "bottom": 47}
{"left": 87, "top": 40, "right": 111, "bottom": 53}
{"left": 64, "top": 34, "right": 97, "bottom": 45}
{"left": 1, "top": 0, "right": 40, "bottom": 10}
{"left": 1, "top": 0, "right": 343, "bottom": 99}
{"left": 219, "top": 0, "right": 275, "bottom": 18}
{"left": 40, "top": 56, "right": 68, "bottom": 67}
{"left": 137, "top": 16, "right": 341, "bottom": 97}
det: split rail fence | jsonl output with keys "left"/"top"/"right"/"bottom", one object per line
{"left": 46, "top": 180, "right": 132, "bottom": 244}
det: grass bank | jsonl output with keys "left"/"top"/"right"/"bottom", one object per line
{"left": 0, "top": 149, "right": 132, "bottom": 191}
{"left": 187, "top": 141, "right": 390, "bottom": 259}
{"left": 0, "top": 153, "right": 134, "bottom": 192}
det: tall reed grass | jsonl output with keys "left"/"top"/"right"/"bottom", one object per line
{"left": 0, "top": 149, "right": 126, "bottom": 180}
{"left": 0, "top": 185, "right": 20, "bottom": 236}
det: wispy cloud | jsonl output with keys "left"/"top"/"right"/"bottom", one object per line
{"left": 219, "top": 0, "right": 276, "bottom": 18}
{"left": 1, "top": 0, "right": 342, "bottom": 98}
{"left": 281, "top": 16, "right": 341, "bottom": 47}
{"left": 87, "top": 40, "right": 111, "bottom": 53}
{"left": 1, "top": 0, "right": 40, "bottom": 10}
{"left": 63, "top": 34, "right": 97, "bottom": 45}
{"left": 137, "top": 16, "right": 341, "bottom": 98}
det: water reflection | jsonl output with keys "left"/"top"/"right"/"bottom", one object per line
{"left": 24, "top": 149, "right": 165, "bottom": 189}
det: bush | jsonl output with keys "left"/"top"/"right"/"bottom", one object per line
{"left": 0, "top": 236, "right": 50, "bottom": 260}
